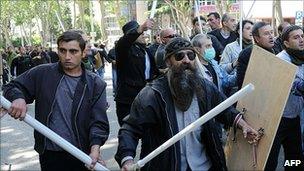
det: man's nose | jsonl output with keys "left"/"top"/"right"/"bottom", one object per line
{"left": 64, "top": 52, "right": 73, "bottom": 60}
{"left": 181, "top": 55, "right": 191, "bottom": 63}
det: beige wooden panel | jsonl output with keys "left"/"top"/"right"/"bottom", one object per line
{"left": 225, "top": 45, "right": 297, "bottom": 170}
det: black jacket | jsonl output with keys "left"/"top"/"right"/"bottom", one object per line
{"left": 115, "top": 76, "right": 238, "bottom": 171}
{"left": 208, "top": 29, "right": 238, "bottom": 48}
{"left": 115, "top": 27, "right": 159, "bottom": 104}
{"left": 3, "top": 63, "right": 109, "bottom": 154}
{"left": 237, "top": 45, "right": 274, "bottom": 89}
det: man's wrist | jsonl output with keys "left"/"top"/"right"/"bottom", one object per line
{"left": 121, "top": 156, "right": 134, "bottom": 166}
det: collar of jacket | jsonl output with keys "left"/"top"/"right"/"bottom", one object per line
{"left": 57, "top": 62, "right": 87, "bottom": 83}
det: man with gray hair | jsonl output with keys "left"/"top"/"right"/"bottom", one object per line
{"left": 208, "top": 13, "right": 238, "bottom": 49}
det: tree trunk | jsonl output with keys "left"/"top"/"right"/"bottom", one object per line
{"left": 73, "top": 0, "right": 77, "bottom": 27}
{"left": 3, "top": 19, "right": 12, "bottom": 47}
{"left": 98, "top": 0, "right": 108, "bottom": 41}
{"left": 77, "top": 0, "right": 85, "bottom": 30}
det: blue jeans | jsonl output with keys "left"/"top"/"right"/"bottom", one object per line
{"left": 112, "top": 68, "right": 117, "bottom": 95}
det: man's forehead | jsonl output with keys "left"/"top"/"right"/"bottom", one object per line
{"left": 175, "top": 49, "right": 193, "bottom": 53}
{"left": 290, "top": 29, "right": 304, "bottom": 36}
{"left": 259, "top": 25, "right": 272, "bottom": 32}
{"left": 59, "top": 40, "right": 81, "bottom": 48}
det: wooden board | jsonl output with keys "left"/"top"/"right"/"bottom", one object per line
{"left": 225, "top": 45, "right": 297, "bottom": 170}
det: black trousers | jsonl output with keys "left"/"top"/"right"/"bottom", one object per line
{"left": 116, "top": 102, "right": 131, "bottom": 126}
{"left": 265, "top": 116, "right": 304, "bottom": 171}
{"left": 39, "top": 150, "right": 88, "bottom": 171}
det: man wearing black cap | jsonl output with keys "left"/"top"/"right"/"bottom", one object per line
{"left": 115, "top": 37, "right": 259, "bottom": 171}
{"left": 265, "top": 25, "right": 304, "bottom": 171}
{"left": 115, "top": 19, "right": 159, "bottom": 126}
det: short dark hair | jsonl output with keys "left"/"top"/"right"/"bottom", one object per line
{"left": 236, "top": 20, "right": 254, "bottom": 36}
{"left": 57, "top": 31, "right": 86, "bottom": 52}
{"left": 252, "top": 21, "right": 269, "bottom": 37}
{"left": 192, "top": 16, "right": 207, "bottom": 26}
{"left": 281, "top": 25, "right": 303, "bottom": 43}
{"left": 207, "top": 12, "right": 220, "bottom": 19}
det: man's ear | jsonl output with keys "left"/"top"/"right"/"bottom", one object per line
{"left": 283, "top": 40, "right": 290, "bottom": 49}
{"left": 165, "top": 58, "right": 172, "bottom": 67}
{"left": 82, "top": 50, "right": 86, "bottom": 58}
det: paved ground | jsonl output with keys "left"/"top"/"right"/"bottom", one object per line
{"left": 1, "top": 65, "right": 284, "bottom": 170}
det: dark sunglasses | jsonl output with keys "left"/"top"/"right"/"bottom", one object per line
{"left": 164, "top": 34, "right": 177, "bottom": 39}
{"left": 174, "top": 51, "right": 195, "bottom": 61}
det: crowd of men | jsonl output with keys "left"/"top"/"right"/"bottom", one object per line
{"left": 1, "top": 11, "right": 303, "bottom": 171}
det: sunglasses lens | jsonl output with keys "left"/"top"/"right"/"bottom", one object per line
{"left": 165, "top": 34, "right": 176, "bottom": 38}
{"left": 175, "top": 51, "right": 195, "bottom": 61}
{"left": 187, "top": 52, "right": 195, "bottom": 60}
{"left": 175, "top": 52, "right": 185, "bottom": 61}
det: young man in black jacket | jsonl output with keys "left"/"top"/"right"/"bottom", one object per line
{"left": 3, "top": 31, "right": 109, "bottom": 171}
{"left": 115, "top": 37, "right": 259, "bottom": 171}
{"left": 115, "top": 19, "right": 159, "bottom": 126}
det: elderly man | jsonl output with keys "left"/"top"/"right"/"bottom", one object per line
{"left": 208, "top": 13, "right": 238, "bottom": 49}
{"left": 115, "top": 37, "right": 259, "bottom": 171}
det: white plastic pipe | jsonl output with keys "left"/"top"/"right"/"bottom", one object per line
{"left": 136, "top": 83, "right": 255, "bottom": 168}
{"left": 150, "top": 0, "right": 158, "bottom": 19}
{"left": 147, "top": 0, "right": 158, "bottom": 36}
{"left": 0, "top": 96, "right": 109, "bottom": 171}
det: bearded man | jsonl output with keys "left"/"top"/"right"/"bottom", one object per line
{"left": 115, "top": 37, "right": 259, "bottom": 171}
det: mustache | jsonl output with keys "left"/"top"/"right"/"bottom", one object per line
{"left": 168, "top": 64, "right": 204, "bottom": 111}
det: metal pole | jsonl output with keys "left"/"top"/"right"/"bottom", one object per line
{"left": 0, "top": 96, "right": 109, "bottom": 171}
{"left": 135, "top": 83, "right": 255, "bottom": 169}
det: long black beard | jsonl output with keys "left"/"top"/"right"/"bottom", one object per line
{"left": 285, "top": 48, "right": 304, "bottom": 65}
{"left": 168, "top": 63, "right": 205, "bottom": 111}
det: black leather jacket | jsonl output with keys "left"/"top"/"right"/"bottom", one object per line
{"left": 115, "top": 27, "right": 159, "bottom": 104}
{"left": 3, "top": 63, "right": 109, "bottom": 154}
{"left": 115, "top": 76, "right": 238, "bottom": 171}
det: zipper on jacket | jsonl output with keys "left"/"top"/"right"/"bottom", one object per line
{"left": 74, "top": 84, "right": 87, "bottom": 150}
{"left": 152, "top": 87, "right": 178, "bottom": 170}
{"left": 43, "top": 76, "right": 64, "bottom": 153}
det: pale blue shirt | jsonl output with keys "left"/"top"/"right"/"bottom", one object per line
{"left": 145, "top": 51, "right": 151, "bottom": 80}
{"left": 175, "top": 94, "right": 212, "bottom": 171}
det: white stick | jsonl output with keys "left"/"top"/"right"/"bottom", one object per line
{"left": 146, "top": 0, "right": 157, "bottom": 36}
{"left": 150, "top": 0, "right": 158, "bottom": 19}
{"left": 0, "top": 96, "right": 109, "bottom": 171}
{"left": 136, "top": 83, "right": 255, "bottom": 168}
